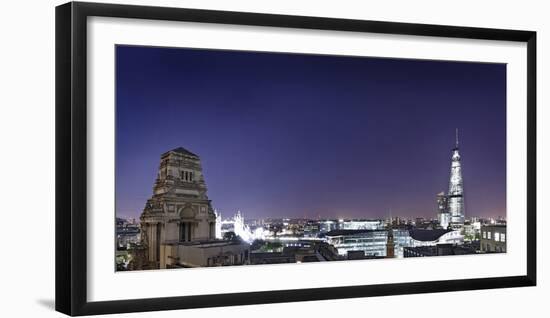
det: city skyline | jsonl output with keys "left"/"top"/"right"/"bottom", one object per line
{"left": 116, "top": 45, "right": 506, "bottom": 220}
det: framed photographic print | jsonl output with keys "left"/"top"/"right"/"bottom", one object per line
{"left": 55, "top": 1, "right": 536, "bottom": 316}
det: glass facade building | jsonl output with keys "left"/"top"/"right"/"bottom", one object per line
{"left": 448, "top": 131, "right": 465, "bottom": 225}
{"left": 325, "top": 230, "right": 388, "bottom": 257}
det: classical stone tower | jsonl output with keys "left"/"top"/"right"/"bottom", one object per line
{"left": 140, "top": 147, "right": 217, "bottom": 268}
{"left": 447, "top": 129, "right": 465, "bottom": 225}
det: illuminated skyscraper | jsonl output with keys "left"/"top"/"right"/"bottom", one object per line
{"left": 447, "top": 129, "right": 465, "bottom": 225}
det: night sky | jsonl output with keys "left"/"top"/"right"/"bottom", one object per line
{"left": 115, "top": 45, "right": 506, "bottom": 221}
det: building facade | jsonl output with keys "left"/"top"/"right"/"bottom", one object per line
{"left": 325, "top": 229, "right": 388, "bottom": 257}
{"left": 437, "top": 130, "right": 465, "bottom": 229}
{"left": 408, "top": 229, "right": 464, "bottom": 247}
{"left": 116, "top": 217, "right": 140, "bottom": 249}
{"left": 325, "top": 228, "right": 463, "bottom": 258}
{"left": 139, "top": 147, "right": 249, "bottom": 268}
{"left": 437, "top": 192, "right": 451, "bottom": 229}
{"left": 403, "top": 243, "right": 476, "bottom": 257}
{"left": 386, "top": 226, "right": 395, "bottom": 258}
{"left": 339, "top": 219, "right": 385, "bottom": 230}
{"left": 480, "top": 224, "right": 506, "bottom": 253}
{"left": 447, "top": 130, "right": 465, "bottom": 226}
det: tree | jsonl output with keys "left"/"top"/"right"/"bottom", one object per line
{"left": 223, "top": 231, "right": 237, "bottom": 241}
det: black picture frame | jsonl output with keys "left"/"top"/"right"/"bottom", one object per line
{"left": 55, "top": 1, "right": 537, "bottom": 316}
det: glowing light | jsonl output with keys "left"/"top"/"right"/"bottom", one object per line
{"left": 222, "top": 211, "right": 267, "bottom": 243}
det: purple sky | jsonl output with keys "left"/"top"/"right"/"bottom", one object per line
{"left": 115, "top": 45, "right": 506, "bottom": 220}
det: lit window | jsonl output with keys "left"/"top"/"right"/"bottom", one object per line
{"left": 494, "top": 232, "right": 500, "bottom": 241}
{"left": 487, "top": 232, "right": 492, "bottom": 239}
{"left": 482, "top": 231, "right": 486, "bottom": 239}
{"left": 501, "top": 233, "right": 506, "bottom": 242}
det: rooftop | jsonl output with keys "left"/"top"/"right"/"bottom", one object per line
{"left": 408, "top": 229, "right": 453, "bottom": 241}
{"left": 162, "top": 147, "right": 199, "bottom": 158}
{"left": 163, "top": 239, "right": 248, "bottom": 248}
{"left": 481, "top": 224, "right": 507, "bottom": 228}
{"left": 325, "top": 229, "right": 385, "bottom": 236}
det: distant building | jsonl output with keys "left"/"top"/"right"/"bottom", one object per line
{"left": 325, "top": 229, "right": 388, "bottom": 257}
{"left": 437, "top": 192, "right": 451, "bottom": 229}
{"left": 403, "top": 243, "right": 476, "bottom": 258}
{"left": 138, "top": 147, "right": 249, "bottom": 269}
{"left": 386, "top": 225, "right": 395, "bottom": 258}
{"left": 437, "top": 130, "right": 466, "bottom": 229}
{"left": 392, "top": 228, "right": 413, "bottom": 257}
{"left": 116, "top": 217, "right": 140, "bottom": 249}
{"left": 480, "top": 224, "right": 506, "bottom": 253}
{"left": 319, "top": 220, "right": 338, "bottom": 233}
{"left": 390, "top": 217, "right": 407, "bottom": 227}
{"left": 447, "top": 130, "right": 465, "bottom": 226}
{"left": 250, "top": 242, "right": 324, "bottom": 264}
{"left": 325, "top": 228, "right": 463, "bottom": 258}
{"left": 339, "top": 219, "right": 385, "bottom": 230}
{"left": 462, "top": 221, "right": 481, "bottom": 241}
{"left": 303, "top": 221, "right": 321, "bottom": 237}
{"left": 409, "top": 229, "right": 463, "bottom": 247}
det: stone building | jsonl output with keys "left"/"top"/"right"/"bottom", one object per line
{"left": 480, "top": 224, "right": 506, "bottom": 253}
{"left": 139, "top": 147, "right": 250, "bottom": 269}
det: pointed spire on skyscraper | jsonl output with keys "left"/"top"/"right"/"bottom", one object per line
{"left": 448, "top": 129, "right": 465, "bottom": 225}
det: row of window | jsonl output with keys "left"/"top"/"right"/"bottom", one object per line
{"left": 482, "top": 231, "right": 506, "bottom": 242}
{"left": 180, "top": 170, "right": 195, "bottom": 182}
